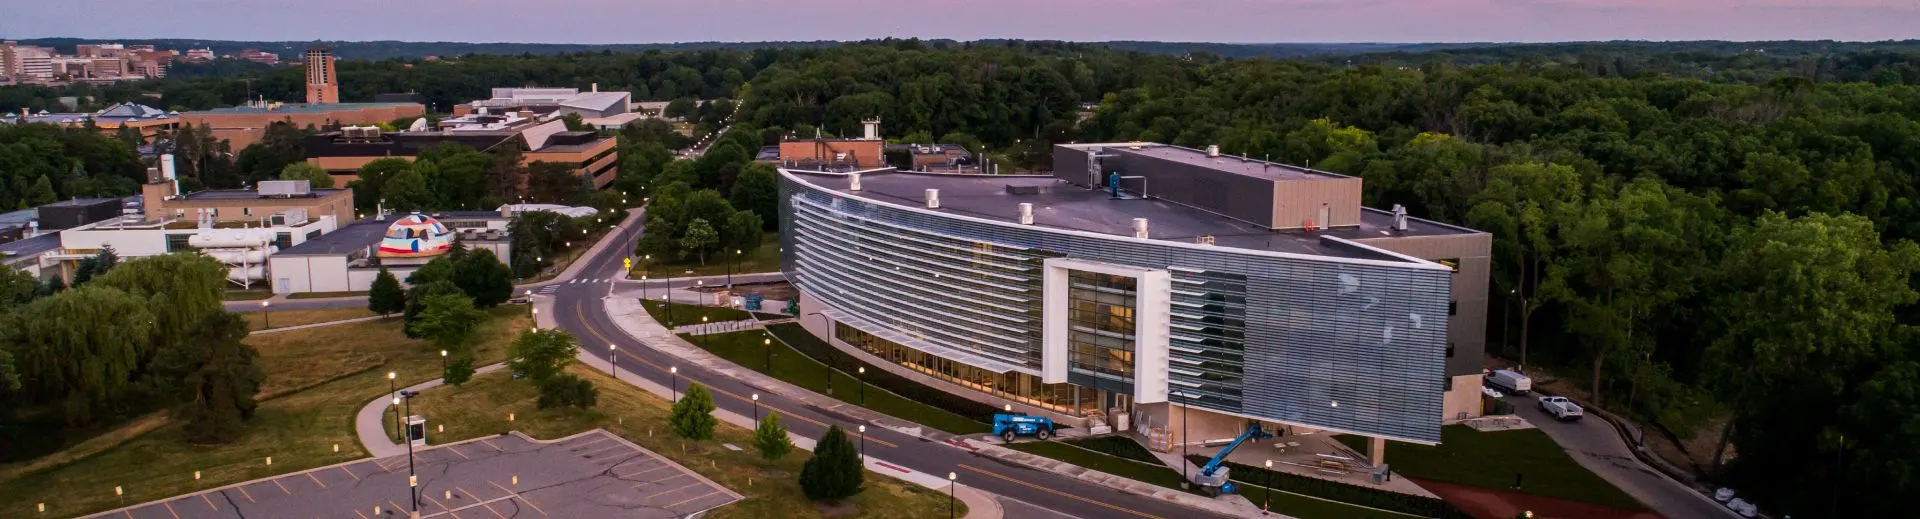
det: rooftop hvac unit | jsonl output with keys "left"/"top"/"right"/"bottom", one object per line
{"left": 925, "top": 189, "right": 940, "bottom": 209}
{"left": 270, "top": 208, "right": 309, "bottom": 226}
{"left": 258, "top": 180, "right": 312, "bottom": 197}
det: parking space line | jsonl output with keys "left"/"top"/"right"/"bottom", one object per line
{"left": 644, "top": 480, "right": 702, "bottom": 501}
{"left": 235, "top": 486, "right": 256, "bottom": 503}
{"left": 355, "top": 509, "right": 370, "bottom": 519}
{"left": 339, "top": 465, "right": 361, "bottom": 481}
{"left": 661, "top": 490, "right": 723, "bottom": 510}
{"left": 479, "top": 438, "right": 503, "bottom": 452}
{"left": 622, "top": 464, "right": 677, "bottom": 479}
{"left": 121, "top": 510, "right": 132, "bottom": 518}
{"left": 274, "top": 478, "right": 293, "bottom": 494}
{"left": 577, "top": 444, "right": 630, "bottom": 459}
{"left": 476, "top": 500, "right": 507, "bottom": 519}
{"left": 162, "top": 500, "right": 181, "bottom": 519}
{"left": 389, "top": 500, "right": 408, "bottom": 516}
{"left": 307, "top": 471, "right": 328, "bottom": 489}
{"left": 491, "top": 482, "right": 548, "bottom": 517}
{"left": 201, "top": 493, "right": 219, "bottom": 511}
{"left": 446, "top": 444, "right": 471, "bottom": 460}
{"left": 565, "top": 435, "right": 611, "bottom": 451}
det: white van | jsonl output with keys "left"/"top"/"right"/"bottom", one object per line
{"left": 1487, "top": 369, "right": 1532, "bottom": 395}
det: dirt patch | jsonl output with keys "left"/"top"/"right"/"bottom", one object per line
{"left": 815, "top": 501, "right": 859, "bottom": 517}
{"left": 1412, "top": 478, "right": 1661, "bottom": 519}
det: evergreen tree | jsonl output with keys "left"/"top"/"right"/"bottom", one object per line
{"left": 454, "top": 249, "right": 515, "bottom": 308}
{"left": 166, "top": 312, "right": 264, "bottom": 444}
{"left": 402, "top": 280, "right": 463, "bottom": 338}
{"left": 753, "top": 412, "right": 794, "bottom": 463}
{"left": 669, "top": 383, "right": 718, "bottom": 441}
{"left": 443, "top": 356, "right": 475, "bottom": 386}
{"left": 25, "top": 174, "right": 56, "bottom": 206}
{"left": 799, "top": 425, "right": 865, "bottom": 502}
{"left": 367, "top": 266, "right": 405, "bottom": 316}
{"left": 71, "top": 246, "right": 119, "bottom": 286}
{"left": 536, "top": 373, "right": 598, "bottom": 409}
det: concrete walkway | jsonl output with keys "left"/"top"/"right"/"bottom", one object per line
{"left": 601, "top": 292, "right": 1258, "bottom": 519}
{"left": 252, "top": 314, "right": 386, "bottom": 334}
{"left": 353, "top": 363, "right": 512, "bottom": 458}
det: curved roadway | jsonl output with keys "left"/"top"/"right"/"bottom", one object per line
{"left": 547, "top": 215, "right": 1236, "bottom": 519}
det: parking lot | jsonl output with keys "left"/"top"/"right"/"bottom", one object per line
{"left": 87, "top": 430, "right": 741, "bottom": 519}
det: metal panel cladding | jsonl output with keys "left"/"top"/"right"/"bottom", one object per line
{"left": 779, "top": 173, "right": 1449, "bottom": 443}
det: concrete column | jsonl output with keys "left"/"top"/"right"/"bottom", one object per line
{"left": 1369, "top": 437, "right": 1387, "bottom": 467}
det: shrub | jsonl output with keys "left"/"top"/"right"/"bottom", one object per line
{"left": 669, "top": 383, "right": 718, "bottom": 440}
{"left": 800, "top": 425, "right": 864, "bottom": 502}
{"left": 753, "top": 412, "right": 794, "bottom": 462}
{"left": 536, "top": 374, "right": 598, "bottom": 409}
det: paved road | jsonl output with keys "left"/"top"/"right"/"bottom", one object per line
{"left": 547, "top": 217, "right": 1235, "bottom": 519}
{"left": 87, "top": 430, "right": 739, "bottom": 519}
{"left": 1504, "top": 394, "right": 1736, "bottom": 519}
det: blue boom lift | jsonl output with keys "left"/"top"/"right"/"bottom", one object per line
{"left": 992, "top": 413, "right": 1056, "bottom": 442}
{"left": 1193, "top": 422, "right": 1274, "bottom": 496}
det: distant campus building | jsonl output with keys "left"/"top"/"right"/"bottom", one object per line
{"left": 778, "top": 142, "right": 1489, "bottom": 460}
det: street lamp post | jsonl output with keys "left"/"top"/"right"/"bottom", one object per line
{"left": 1179, "top": 392, "right": 1191, "bottom": 488}
{"left": 947, "top": 472, "right": 957, "bottom": 519}
{"left": 609, "top": 344, "right": 619, "bottom": 381}
{"left": 727, "top": 249, "right": 740, "bottom": 288}
{"left": 439, "top": 350, "right": 447, "bottom": 377}
{"left": 260, "top": 301, "right": 271, "bottom": 329}
{"left": 397, "top": 392, "right": 417, "bottom": 514}
{"left": 669, "top": 366, "right": 679, "bottom": 401}
{"left": 857, "top": 425, "right": 866, "bottom": 462}
{"left": 1263, "top": 459, "right": 1274, "bottom": 515}
{"left": 763, "top": 336, "right": 772, "bottom": 372}
{"left": 663, "top": 266, "right": 674, "bottom": 325}
{"left": 387, "top": 372, "right": 399, "bottom": 440}
{"left": 857, "top": 366, "right": 866, "bottom": 405}
{"left": 751, "top": 393, "right": 760, "bottom": 421}
{"left": 699, "top": 316, "right": 708, "bottom": 349}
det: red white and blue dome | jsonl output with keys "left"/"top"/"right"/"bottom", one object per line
{"left": 376, "top": 213, "right": 454, "bottom": 258}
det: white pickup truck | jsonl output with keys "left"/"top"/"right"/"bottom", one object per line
{"left": 1538, "top": 396, "right": 1584, "bottom": 421}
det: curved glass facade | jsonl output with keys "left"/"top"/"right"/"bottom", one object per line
{"left": 780, "top": 171, "right": 1453, "bottom": 443}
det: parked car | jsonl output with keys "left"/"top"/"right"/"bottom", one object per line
{"left": 1726, "top": 498, "right": 1758, "bottom": 518}
{"left": 1538, "top": 395, "right": 1584, "bottom": 421}
{"left": 1481, "top": 385, "right": 1505, "bottom": 398}
{"left": 1487, "top": 369, "right": 1533, "bottom": 395}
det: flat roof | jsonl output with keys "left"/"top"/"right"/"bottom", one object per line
{"left": 178, "top": 188, "right": 347, "bottom": 201}
{"left": 190, "top": 102, "right": 419, "bottom": 115}
{"left": 1110, "top": 143, "right": 1348, "bottom": 181}
{"left": 39, "top": 197, "right": 122, "bottom": 208}
{"left": 275, "top": 218, "right": 389, "bottom": 256}
{"left": 788, "top": 170, "right": 1470, "bottom": 261}
{"left": 0, "top": 232, "right": 60, "bottom": 261}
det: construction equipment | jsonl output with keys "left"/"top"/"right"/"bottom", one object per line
{"left": 992, "top": 413, "right": 1056, "bottom": 442}
{"left": 1193, "top": 422, "right": 1274, "bottom": 496}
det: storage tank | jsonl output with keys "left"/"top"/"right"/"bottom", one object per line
{"left": 205, "top": 249, "right": 270, "bottom": 263}
{"left": 189, "top": 231, "right": 271, "bottom": 249}
{"left": 226, "top": 266, "right": 266, "bottom": 282}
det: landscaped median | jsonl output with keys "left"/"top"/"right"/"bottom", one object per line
{"left": 0, "top": 306, "right": 528, "bottom": 518}
{"left": 643, "top": 298, "right": 752, "bottom": 326}
{"left": 378, "top": 364, "right": 962, "bottom": 519}
{"left": 682, "top": 327, "right": 991, "bottom": 434}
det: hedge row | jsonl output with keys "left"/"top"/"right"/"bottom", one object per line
{"left": 764, "top": 323, "right": 1002, "bottom": 425}
{"left": 1185, "top": 455, "right": 1473, "bottom": 519}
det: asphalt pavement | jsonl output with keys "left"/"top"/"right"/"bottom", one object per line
{"left": 1504, "top": 394, "right": 1737, "bottom": 519}
{"left": 546, "top": 215, "right": 1238, "bottom": 519}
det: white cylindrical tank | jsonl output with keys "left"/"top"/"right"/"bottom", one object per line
{"left": 206, "top": 249, "right": 269, "bottom": 263}
{"left": 189, "top": 231, "right": 269, "bottom": 249}
{"left": 226, "top": 266, "right": 266, "bottom": 282}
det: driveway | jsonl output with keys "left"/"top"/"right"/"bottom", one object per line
{"left": 1503, "top": 394, "right": 1736, "bottom": 519}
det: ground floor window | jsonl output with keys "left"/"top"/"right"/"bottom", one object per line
{"left": 835, "top": 322, "right": 1107, "bottom": 417}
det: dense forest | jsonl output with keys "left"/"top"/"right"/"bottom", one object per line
{"left": 5, "top": 38, "right": 1920, "bottom": 517}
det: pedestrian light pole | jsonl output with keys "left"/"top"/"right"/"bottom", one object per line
{"left": 260, "top": 301, "right": 271, "bottom": 329}
{"left": 1263, "top": 459, "right": 1274, "bottom": 515}
{"left": 751, "top": 393, "right": 760, "bottom": 421}
{"left": 669, "top": 366, "right": 679, "bottom": 401}
{"left": 439, "top": 350, "right": 447, "bottom": 377}
{"left": 609, "top": 344, "right": 619, "bottom": 381}
{"left": 763, "top": 336, "right": 772, "bottom": 372}
{"left": 947, "top": 472, "right": 958, "bottom": 519}
{"left": 857, "top": 366, "right": 867, "bottom": 405}
{"left": 387, "top": 371, "right": 399, "bottom": 439}
{"left": 857, "top": 425, "right": 866, "bottom": 462}
{"left": 396, "top": 392, "right": 417, "bottom": 515}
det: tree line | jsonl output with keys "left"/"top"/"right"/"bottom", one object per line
{"left": 1082, "top": 57, "right": 1920, "bottom": 517}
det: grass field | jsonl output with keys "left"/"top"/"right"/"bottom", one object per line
{"left": 244, "top": 307, "right": 379, "bottom": 330}
{"left": 0, "top": 306, "right": 528, "bottom": 519}
{"left": 631, "top": 234, "right": 782, "bottom": 278}
{"left": 1336, "top": 425, "right": 1644, "bottom": 510}
{"left": 379, "top": 365, "right": 961, "bottom": 519}
{"left": 684, "top": 330, "right": 990, "bottom": 435}
{"left": 643, "top": 299, "right": 752, "bottom": 326}
{"left": 221, "top": 289, "right": 273, "bottom": 301}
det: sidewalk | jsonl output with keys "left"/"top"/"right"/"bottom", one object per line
{"left": 601, "top": 293, "right": 1267, "bottom": 519}
{"left": 252, "top": 314, "right": 386, "bottom": 334}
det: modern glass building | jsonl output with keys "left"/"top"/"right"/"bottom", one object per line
{"left": 779, "top": 143, "right": 1489, "bottom": 447}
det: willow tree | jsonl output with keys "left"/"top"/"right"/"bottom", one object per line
{"left": 3, "top": 286, "right": 155, "bottom": 424}
{"left": 95, "top": 253, "right": 228, "bottom": 367}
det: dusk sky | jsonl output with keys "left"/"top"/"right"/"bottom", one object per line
{"left": 5, "top": 0, "right": 1918, "bottom": 43}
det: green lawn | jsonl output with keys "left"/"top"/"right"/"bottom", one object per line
{"left": 1008, "top": 440, "right": 1191, "bottom": 490}
{"left": 0, "top": 307, "right": 529, "bottom": 519}
{"left": 1336, "top": 425, "right": 1644, "bottom": 510}
{"left": 244, "top": 307, "right": 379, "bottom": 330}
{"left": 682, "top": 330, "right": 990, "bottom": 434}
{"left": 287, "top": 290, "right": 368, "bottom": 299}
{"left": 643, "top": 299, "right": 752, "bottom": 327}
{"left": 632, "top": 234, "right": 782, "bottom": 278}
{"left": 222, "top": 289, "right": 273, "bottom": 301}
{"left": 378, "top": 366, "right": 960, "bottom": 519}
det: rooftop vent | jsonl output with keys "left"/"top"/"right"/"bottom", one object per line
{"left": 925, "top": 189, "right": 940, "bottom": 209}
{"left": 1018, "top": 203, "right": 1034, "bottom": 225}
{"left": 1391, "top": 204, "right": 1409, "bottom": 232}
{"left": 1206, "top": 144, "right": 1220, "bottom": 157}
{"left": 1195, "top": 235, "right": 1215, "bottom": 245}
{"left": 849, "top": 173, "right": 862, "bottom": 191}
{"left": 1133, "top": 218, "right": 1149, "bottom": 239}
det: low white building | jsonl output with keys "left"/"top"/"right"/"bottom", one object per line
{"left": 266, "top": 211, "right": 511, "bottom": 294}
{"left": 56, "top": 211, "right": 337, "bottom": 289}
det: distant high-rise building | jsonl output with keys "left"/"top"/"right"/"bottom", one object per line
{"left": 304, "top": 48, "right": 338, "bottom": 104}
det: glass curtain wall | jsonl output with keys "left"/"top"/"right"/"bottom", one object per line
{"left": 837, "top": 322, "right": 1103, "bottom": 416}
